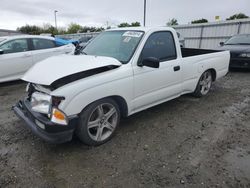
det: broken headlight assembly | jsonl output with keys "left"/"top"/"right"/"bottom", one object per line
{"left": 51, "top": 96, "right": 68, "bottom": 125}
{"left": 30, "top": 92, "right": 68, "bottom": 125}
{"left": 31, "top": 92, "right": 51, "bottom": 114}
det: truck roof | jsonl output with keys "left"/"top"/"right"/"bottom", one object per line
{"left": 108, "top": 26, "right": 175, "bottom": 33}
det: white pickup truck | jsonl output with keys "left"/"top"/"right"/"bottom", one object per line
{"left": 13, "top": 27, "right": 230, "bottom": 145}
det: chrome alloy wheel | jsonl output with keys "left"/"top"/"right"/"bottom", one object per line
{"left": 199, "top": 71, "right": 212, "bottom": 95}
{"left": 87, "top": 103, "right": 118, "bottom": 142}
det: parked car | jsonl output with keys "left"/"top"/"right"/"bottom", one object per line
{"left": 0, "top": 35, "right": 75, "bottom": 83}
{"left": 40, "top": 34, "right": 79, "bottom": 45}
{"left": 13, "top": 27, "right": 230, "bottom": 146}
{"left": 218, "top": 34, "right": 250, "bottom": 69}
{"left": 54, "top": 37, "right": 79, "bottom": 46}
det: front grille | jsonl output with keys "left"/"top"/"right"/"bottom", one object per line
{"left": 230, "top": 52, "right": 240, "bottom": 58}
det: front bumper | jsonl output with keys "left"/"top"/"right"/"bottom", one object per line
{"left": 12, "top": 100, "right": 78, "bottom": 144}
{"left": 230, "top": 58, "right": 250, "bottom": 69}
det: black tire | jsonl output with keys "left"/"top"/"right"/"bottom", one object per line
{"left": 193, "top": 70, "right": 212, "bottom": 98}
{"left": 76, "top": 98, "right": 120, "bottom": 146}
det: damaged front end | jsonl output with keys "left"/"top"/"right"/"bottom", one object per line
{"left": 13, "top": 54, "right": 122, "bottom": 143}
{"left": 12, "top": 83, "right": 78, "bottom": 144}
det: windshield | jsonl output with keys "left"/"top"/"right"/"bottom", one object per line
{"left": 225, "top": 35, "right": 250, "bottom": 45}
{"left": 82, "top": 30, "right": 144, "bottom": 63}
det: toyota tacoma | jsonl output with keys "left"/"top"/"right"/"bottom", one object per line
{"left": 13, "top": 27, "right": 230, "bottom": 146}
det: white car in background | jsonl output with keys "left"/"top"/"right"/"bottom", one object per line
{"left": 0, "top": 35, "right": 75, "bottom": 83}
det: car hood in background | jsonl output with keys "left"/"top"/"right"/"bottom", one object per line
{"left": 22, "top": 55, "right": 122, "bottom": 86}
{"left": 218, "top": 45, "right": 250, "bottom": 53}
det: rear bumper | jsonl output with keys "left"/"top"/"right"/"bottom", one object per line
{"left": 12, "top": 100, "right": 78, "bottom": 144}
{"left": 230, "top": 58, "right": 250, "bottom": 69}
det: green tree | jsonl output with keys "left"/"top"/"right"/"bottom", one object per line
{"left": 17, "top": 24, "right": 64, "bottom": 35}
{"left": 67, "top": 23, "right": 83, "bottom": 34}
{"left": 16, "top": 23, "right": 104, "bottom": 35}
{"left": 118, "top": 22, "right": 141, "bottom": 27}
{"left": 167, "top": 18, "right": 178, "bottom": 26}
{"left": 226, "top": 13, "right": 249, "bottom": 20}
{"left": 191, "top": 18, "right": 208, "bottom": 24}
{"left": 17, "top": 25, "right": 42, "bottom": 35}
{"left": 131, "top": 22, "right": 141, "bottom": 27}
{"left": 41, "top": 23, "right": 58, "bottom": 35}
{"left": 118, "top": 22, "right": 131, "bottom": 27}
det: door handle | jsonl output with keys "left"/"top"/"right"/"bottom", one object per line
{"left": 173, "top": 66, "right": 180, "bottom": 71}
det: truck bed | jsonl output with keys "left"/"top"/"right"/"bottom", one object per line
{"left": 181, "top": 48, "right": 221, "bottom": 58}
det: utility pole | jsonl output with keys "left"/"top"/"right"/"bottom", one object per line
{"left": 143, "top": 0, "right": 146, "bottom": 26}
{"left": 54, "top": 10, "right": 58, "bottom": 30}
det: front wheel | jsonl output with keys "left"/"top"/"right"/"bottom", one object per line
{"left": 193, "top": 70, "right": 213, "bottom": 97}
{"left": 76, "top": 98, "right": 120, "bottom": 146}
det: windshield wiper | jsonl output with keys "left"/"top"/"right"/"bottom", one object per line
{"left": 81, "top": 51, "right": 87, "bottom": 55}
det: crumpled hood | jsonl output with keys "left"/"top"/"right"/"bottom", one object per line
{"left": 22, "top": 54, "right": 122, "bottom": 86}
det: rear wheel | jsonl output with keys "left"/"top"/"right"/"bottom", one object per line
{"left": 193, "top": 70, "right": 213, "bottom": 97}
{"left": 76, "top": 98, "right": 120, "bottom": 146}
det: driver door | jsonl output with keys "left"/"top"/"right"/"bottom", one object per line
{"left": 132, "top": 31, "right": 182, "bottom": 111}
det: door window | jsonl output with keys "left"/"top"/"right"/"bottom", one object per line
{"left": 140, "top": 31, "right": 177, "bottom": 62}
{"left": 0, "top": 39, "right": 29, "bottom": 54}
{"left": 32, "top": 38, "right": 56, "bottom": 50}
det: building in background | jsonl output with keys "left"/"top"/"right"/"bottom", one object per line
{"left": 174, "top": 18, "right": 250, "bottom": 49}
{"left": 0, "top": 29, "right": 22, "bottom": 37}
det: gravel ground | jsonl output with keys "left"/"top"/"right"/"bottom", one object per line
{"left": 0, "top": 71, "right": 250, "bottom": 188}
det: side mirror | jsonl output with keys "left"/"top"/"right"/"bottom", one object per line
{"left": 139, "top": 57, "right": 160, "bottom": 68}
{"left": 219, "top": 42, "right": 224, "bottom": 46}
{"left": 0, "top": 49, "right": 4, "bottom": 55}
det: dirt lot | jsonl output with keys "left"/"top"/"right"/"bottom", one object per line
{"left": 0, "top": 71, "right": 250, "bottom": 188}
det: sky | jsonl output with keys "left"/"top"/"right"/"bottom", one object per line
{"left": 1, "top": 0, "right": 250, "bottom": 30}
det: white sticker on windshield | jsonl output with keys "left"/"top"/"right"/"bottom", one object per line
{"left": 123, "top": 37, "right": 131, "bottom": 43}
{"left": 122, "top": 31, "right": 143, "bottom": 38}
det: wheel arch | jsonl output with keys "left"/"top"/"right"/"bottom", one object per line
{"left": 76, "top": 95, "right": 129, "bottom": 118}
{"left": 109, "top": 95, "right": 128, "bottom": 117}
{"left": 207, "top": 68, "right": 216, "bottom": 81}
